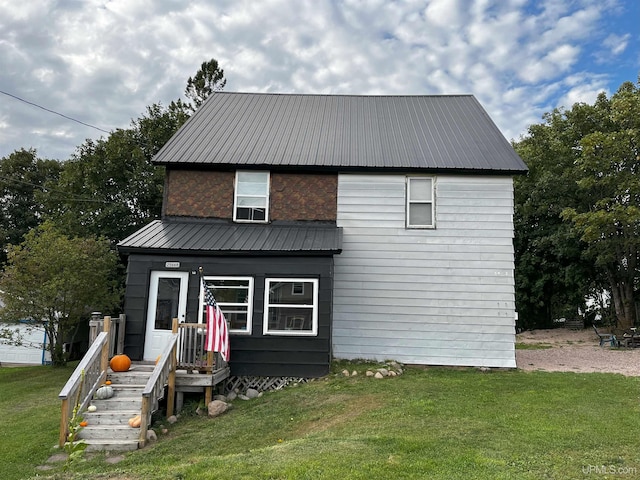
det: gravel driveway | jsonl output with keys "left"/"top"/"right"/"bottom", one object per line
{"left": 516, "top": 328, "right": 640, "bottom": 377}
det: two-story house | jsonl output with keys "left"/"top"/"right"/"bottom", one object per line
{"left": 117, "top": 92, "right": 527, "bottom": 378}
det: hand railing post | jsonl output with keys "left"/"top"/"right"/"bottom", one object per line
{"left": 167, "top": 318, "right": 178, "bottom": 417}
{"left": 139, "top": 396, "right": 150, "bottom": 447}
{"left": 59, "top": 398, "right": 70, "bottom": 447}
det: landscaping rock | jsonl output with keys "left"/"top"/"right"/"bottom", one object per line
{"left": 246, "top": 388, "right": 260, "bottom": 399}
{"left": 227, "top": 391, "right": 237, "bottom": 401}
{"left": 342, "top": 369, "right": 350, "bottom": 377}
{"left": 214, "top": 394, "right": 227, "bottom": 402}
{"left": 46, "top": 453, "right": 68, "bottom": 463}
{"left": 105, "top": 454, "right": 125, "bottom": 464}
{"left": 366, "top": 370, "right": 374, "bottom": 377}
{"left": 167, "top": 415, "right": 178, "bottom": 424}
{"left": 146, "top": 429, "right": 157, "bottom": 442}
{"left": 351, "top": 370, "right": 358, "bottom": 376}
{"left": 374, "top": 372, "right": 384, "bottom": 379}
{"left": 208, "top": 400, "right": 228, "bottom": 417}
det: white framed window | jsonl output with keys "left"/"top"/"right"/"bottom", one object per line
{"left": 199, "top": 277, "right": 254, "bottom": 334}
{"left": 406, "top": 176, "right": 435, "bottom": 228}
{"left": 234, "top": 171, "right": 270, "bottom": 223}
{"left": 264, "top": 278, "right": 319, "bottom": 336}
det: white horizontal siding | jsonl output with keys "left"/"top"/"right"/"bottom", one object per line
{"left": 333, "top": 174, "right": 516, "bottom": 368}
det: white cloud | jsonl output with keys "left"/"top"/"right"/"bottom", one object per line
{"left": 0, "top": 0, "right": 636, "bottom": 159}
{"left": 555, "top": 74, "right": 610, "bottom": 109}
{"left": 603, "top": 33, "right": 631, "bottom": 56}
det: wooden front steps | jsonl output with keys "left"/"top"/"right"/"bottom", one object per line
{"left": 77, "top": 363, "right": 154, "bottom": 452}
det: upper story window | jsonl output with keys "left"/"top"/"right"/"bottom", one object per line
{"left": 406, "top": 176, "right": 435, "bottom": 228}
{"left": 234, "top": 171, "right": 270, "bottom": 223}
{"left": 200, "top": 277, "right": 254, "bottom": 334}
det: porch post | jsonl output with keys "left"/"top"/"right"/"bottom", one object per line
{"left": 100, "top": 316, "right": 111, "bottom": 373}
{"left": 205, "top": 351, "right": 214, "bottom": 405}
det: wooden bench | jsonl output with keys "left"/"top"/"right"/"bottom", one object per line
{"left": 564, "top": 319, "right": 583, "bottom": 330}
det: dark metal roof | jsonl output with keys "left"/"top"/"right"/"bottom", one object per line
{"left": 117, "top": 219, "right": 342, "bottom": 256}
{"left": 153, "top": 92, "right": 527, "bottom": 174}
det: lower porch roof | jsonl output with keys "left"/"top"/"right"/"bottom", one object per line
{"left": 117, "top": 218, "right": 343, "bottom": 256}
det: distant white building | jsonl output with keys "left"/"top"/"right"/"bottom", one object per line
{"left": 0, "top": 321, "right": 51, "bottom": 365}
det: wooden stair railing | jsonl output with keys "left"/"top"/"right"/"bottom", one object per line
{"left": 61, "top": 316, "right": 230, "bottom": 449}
{"left": 58, "top": 317, "right": 112, "bottom": 447}
{"left": 138, "top": 319, "right": 178, "bottom": 448}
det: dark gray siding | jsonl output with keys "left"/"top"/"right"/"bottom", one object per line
{"left": 123, "top": 253, "right": 333, "bottom": 378}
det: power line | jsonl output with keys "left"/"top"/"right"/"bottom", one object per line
{"left": 0, "top": 90, "right": 111, "bottom": 134}
{"left": 0, "top": 175, "right": 162, "bottom": 208}
{"left": 0, "top": 173, "right": 161, "bottom": 209}
{"left": 0, "top": 173, "right": 108, "bottom": 204}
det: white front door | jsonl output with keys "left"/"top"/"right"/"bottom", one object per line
{"left": 144, "top": 271, "right": 189, "bottom": 361}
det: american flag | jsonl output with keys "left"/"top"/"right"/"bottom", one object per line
{"left": 201, "top": 276, "right": 230, "bottom": 361}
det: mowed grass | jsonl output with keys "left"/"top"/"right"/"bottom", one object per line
{"left": 0, "top": 363, "right": 76, "bottom": 480}
{"left": 2, "top": 362, "right": 640, "bottom": 480}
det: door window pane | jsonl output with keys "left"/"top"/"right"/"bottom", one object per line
{"left": 154, "top": 277, "right": 182, "bottom": 330}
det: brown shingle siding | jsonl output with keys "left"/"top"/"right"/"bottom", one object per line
{"left": 165, "top": 169, "right": 234, "bottom": 218}
{"left": 164, "top": 169, "right": 337, "bottom": 222}
{"left": 271, "top": 173, "right": 337, "bottom": 221}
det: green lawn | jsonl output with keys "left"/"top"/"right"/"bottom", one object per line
{"left": 2, "top": 362, "right": 639, "bottom": 479}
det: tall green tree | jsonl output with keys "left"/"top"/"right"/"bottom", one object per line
{"left": 184, "top": 58, "right": 226, "bottom": 111}
{"left": 132, "top": 101, "right": 191, "bottom": 162}
{"left": 513, "top": 111, "right": 597, "bottom": 329}
{"left": 45, "top": 57, "right": 225, "bottom": 244}
{"left": 45, "top": 128, "right": 164, "bottom": 243}
{"left": 515, "top": 77, "right": 640, "bottom": 330}
{"left": 0, "top": 221, "right": 120, "bottom": 365}
{"left": 0, "top": 149, "right": 61, "bottom": 265}
{"left": 562, "top": 80, "right": 640, "bottom": 330}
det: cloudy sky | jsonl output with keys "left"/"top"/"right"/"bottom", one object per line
{"left": 1, "top": 0, "right": 638, "bottom": 161}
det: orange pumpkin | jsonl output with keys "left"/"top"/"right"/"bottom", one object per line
{"left": 105, "top": 380, "right": 112, "bottom": 385}
{"left": 110, "top": 354, "right": 131, "bottom": 372}
{"left": 79, "top": 421, "right": 88, "bottom": 427}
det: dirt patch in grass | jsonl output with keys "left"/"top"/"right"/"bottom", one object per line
{"left": 294, "top": 393, "right": 381, "bottom": 436}
{"left": 516, "top": 328, "right": 640, "bottom": 376}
